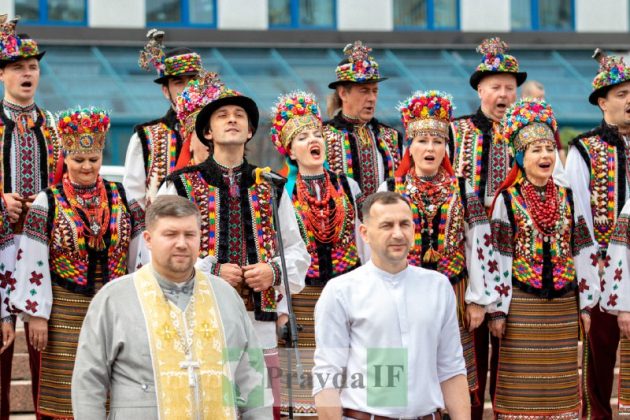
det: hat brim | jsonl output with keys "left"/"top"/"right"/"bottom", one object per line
{"left": 469, "top": 71, "right": 527, "bottom": 90}
{"left": 587, "top": 82, "right": 630, "bottom": 105}
{"left": 153, "top": 70, "right": 200, "bottom": 85}
{"left": 0, "top": 51, "right": 45, "bottom": 68}
{"left": 195, "top": 95, "right": 260, "bottom": 147}
{"left": 328, "top": 77, "right": 388, "bottom": 90}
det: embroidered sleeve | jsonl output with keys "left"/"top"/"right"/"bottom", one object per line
{"left": 602, "top": 203, "right": 630, "bottom": 313}
{"left": 487, "top": 193, "right": 513, "bottom": 315}
{"left": 127, "top": 199, "right": 146, "bottom": 239}
{"left": 123, "top": 132, "right": 150, "bottom": 211}
{"left": 463, "top": 182, "right": 496, "bottom": 306}
{"left": 0, "top": 199, "right": 15, "bottom": 318}
{"left": 569, "top": 196, "right": 600, "bottom": 311}
{"left": 11, "top": 192, "right": 53, "bottom": 319}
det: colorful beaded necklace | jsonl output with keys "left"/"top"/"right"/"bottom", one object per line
{"left": 62, "top": 174, "right": 110, "bottom": 250}
{"left": 520, "top": 178, "right": 560, "bottom": 236}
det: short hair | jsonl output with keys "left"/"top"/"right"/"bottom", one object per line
{"left": 521, "top": 80, "right": 545, "bottom": 98}
{"left": 361, "top": 191, "right": 411, "bottom": 221}
{"left": 145, "top": 195, "right": 201, "bottom": 230}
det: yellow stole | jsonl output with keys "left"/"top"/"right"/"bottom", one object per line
{"left": 134, "top": 265, "right": 237, "bottom": 419}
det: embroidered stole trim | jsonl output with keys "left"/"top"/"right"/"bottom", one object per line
{"left": 134, "top": 265, "right": 236, "bottom": 420}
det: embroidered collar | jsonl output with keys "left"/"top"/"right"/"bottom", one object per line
{"left": 3, "top": 99, "right": 35, "bottom": 114}
{"left": 600, "top": 119, "right": 626, "bottom": 148}
{"left": 196, "top": 156, "right": 256, "bottom": 188}
{"left": 331, "top": 111, "right": 380, "bottom": 132}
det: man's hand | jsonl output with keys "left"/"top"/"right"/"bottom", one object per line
{"left": 581, "top": 312, "right": 591, "bottom": 335}
{"left": 220, "top": 263, "right": 243, "bottom": 287}
{"left": 619, "top": 311, "right": 630, "bottom": 339}
{"left": 243, "top": 263, "right": 273, "bottom": 292}
{"left": 28, "top": 316, "right": 48, "bottom": 352}
{"left": 4, "top": 193, "right": 23, "bottom": 223}
{"left": 0, "top": 322, "right": 15, "bottom": 354}
{"left": 489, "top": 318, "right": 506, "bottom": 338}
{"left": 24, "top": 194, "right": 36, "bottom": 209}
{"left": 465, "top": 304, "right": 485, "bottom": 332}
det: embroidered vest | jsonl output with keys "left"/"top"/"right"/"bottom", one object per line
{"left": 135, "top": 111, "right": 182, "bottom": 205}
{"left": 573, "top": 132, "right": 629, "bottom": 251}
{"left": 169, "top": 162, "right": 279, "bottom": 321}
{"left": 502, "top": 183, "right": 577, "bottom": 297}
{"left": 389, "top": 175, "right": 467, "bottom": 283}
{"left": 292, "top": 172, "right": 359, "bottom": 285}
{"left": 451, "top": 111, "right": 511, "bottom": 206}
{"left": 46, "top": 181, "right": 132, "bottom": 295}
{"left": 0, "top": 105, "right": 60, "bottom": 195}
{"left": 324, "top": 115, "right": 400, "bottom": 197}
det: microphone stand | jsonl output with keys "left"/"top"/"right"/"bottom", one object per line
{"left": 269, "top": 181, "right": 302, "bottom": 420}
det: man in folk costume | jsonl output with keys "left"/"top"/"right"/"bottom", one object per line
{"left": 158, "top": 79, "right": 310, "bottom": 419}
{"left": 323, "top": 41, "right": 401, "bottom": 203}
{"left": 72, "top": 195, "right": 272, "bottom": 419}
{"left": 380, "top": 90, "right": 497, "bottom": 412}
{"left": 123, "top": 29, "right": 202, "bottom": 210}
{"left": 449, "top": 37, "right": 526, "bottom": 418}
{"left": 0, "top": 15, "right": 59, "bottom": 418}
{"left": 0, "top": 198, "right": 16, "bottom": 420}
{"left": 602, "top": 199, "right": 630, "bottom": 416}
{"left": 565, "top": 49, "right": 630, "bottom": 419}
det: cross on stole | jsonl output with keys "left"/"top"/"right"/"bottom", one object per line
{"left": 180, "top": 353, "right": 201, "bottom": 388}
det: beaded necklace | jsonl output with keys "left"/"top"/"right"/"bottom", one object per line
{"left": 295, "top": 172, "right": 347, "bottom": 244}
{"left": 406, "top": 167, "right": 454, "bottom": 263}
{"left": 62, "top": 174, "right": 110, "bottom": 250}
{"left": 520, "top": 178, "right": 560, "bottom": 236}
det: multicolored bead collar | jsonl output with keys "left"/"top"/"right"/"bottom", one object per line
{"left": 138, "top": 29, "right": 202, "bottom": 85}
{"left": 589, "top": 48, "right": 630, "bottom": 105}
{"left": 328, "top": 40, "right": 387, "bottom": 89}
{"left": 502, "top": 99, "right": 558, "bottom": 152}
{"left": 269, "top": 91, "right": 322, "bottom": 156}
{"left": 57, "top": 107, "right": 110, "bottom": 154}
{"left": 469, "top": 37, "right": 526, "bottom": 90}
{"left": 0, "top": 15, "right": 45, "bottom": 66}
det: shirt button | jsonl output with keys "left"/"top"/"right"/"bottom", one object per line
{"left": 141, "top": 383, "right": 148, "bottom": 391}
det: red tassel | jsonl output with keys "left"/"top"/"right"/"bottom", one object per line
{"left": 52, "top": 150, "right": 65, "bottom": 185}
{"left": 174, "top": 136, "right": 192, "bottom": 171}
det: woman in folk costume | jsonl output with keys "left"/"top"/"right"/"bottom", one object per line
{"left": 269, "top": 91, "right": 363, "bottom": 416}
{"left": 10, "top": 107, "right": 147, "bottom": 419}
{"left": 172, "top": 70, "right": 219, "bottom": 171}
{"left": 602, "top": 199, "right": 630, "bottom": 415}
{"left": 488, "top": 99, "right": 600, "bottom": 419}
{"left": 378, "top": 90, "right": 495, "bottom": 402}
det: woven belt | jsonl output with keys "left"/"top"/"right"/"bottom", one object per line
{"left": 343, "top": 408, "right": 442, "bottom": 420}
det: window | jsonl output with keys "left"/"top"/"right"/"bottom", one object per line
{"left": 511, "top": 0, "right": 574, "bottom": 31}
{"left": 16, "top": 0, "right": 87, "bottom": 25}
{"left": 394, "top": 0, "right": 459, "bottom": 30}
{"left": 146, "top": 0, "right": 216, "bottom": 27}
{"left": 269, "top": 0, "right": 336, "bottom": 29}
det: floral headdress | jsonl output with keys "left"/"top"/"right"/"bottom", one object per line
{"left": 176, "top": 70, "right": 222, "bottom": 138}
{"left": 502, "top": 98, "right": 558, "bottom": 152}
{"left": 469, "top": 37, "right": 526, "bottom": 89}
{"left": 269, "top": 91, "right": 322, "bottom": 156}
{"left": 138, "top": 29, "right": 202, "bottom": 84}
{"left": 588, "top": 48, "right": 630, "bottom": 105}
{"left": 0, "top": 15, "right": 44, "bottom": 64}
{"left": 398, "top": 90, "right": 454, "bottom": 147}
{"left": 328, "top": 40, "right": 387, "bottom": 89}
{"left": 57, "top": 107, "right": 110, "bottom": 154}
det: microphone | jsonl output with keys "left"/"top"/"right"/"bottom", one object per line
{"left": 253, "top": 168, "right": 287, "bottom": 187}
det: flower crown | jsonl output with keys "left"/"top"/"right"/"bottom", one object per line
{"left": 475, "top": 37, "right": 520, "bottom": 73}
{"left": 176, "top": 70, "right": 222, "bottom": 136}
{"left": 269, "top": 91, "right": 322, "bottom": 156}
{"left": 502, "top": 99, "right": 558, "bottom": 152}
{"left": 398, "top": 90, "right": 454, "bottom": 144}
{"left": 57, "top": 107, "right": 110, "bottom": 154}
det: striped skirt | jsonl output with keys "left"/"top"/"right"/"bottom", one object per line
{"left": 453, "top": 278, "right": 478, "bottom": 396}
{"left": 279, "top": 285, "right": 320, "bottom": 416}
{"left": 619, "top": 339, "right": 630, "bottom": 415}
{"left": 38, "top": 279, "right": 103, "bottom": 418}
{"left": 494, "top": 288, "right": 580, "bottom": 420}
